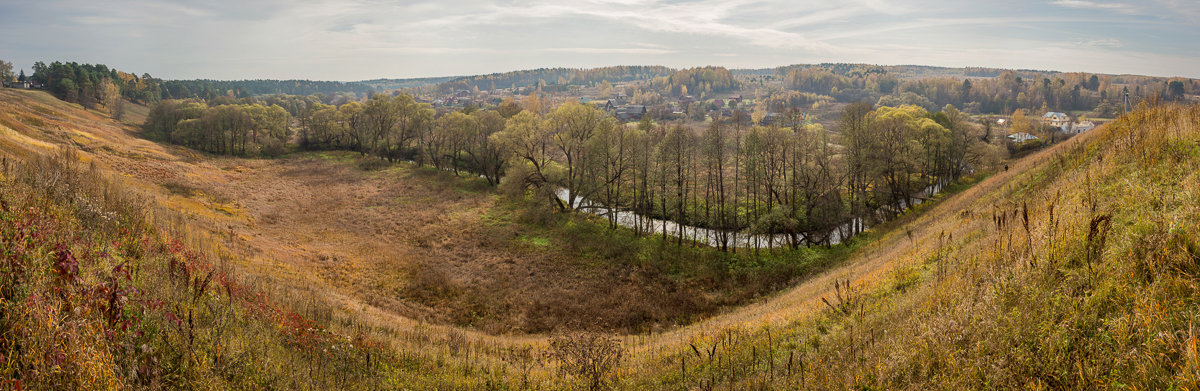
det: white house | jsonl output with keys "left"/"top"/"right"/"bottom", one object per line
{"left": 1043, "top": 112, "right": 1070, "bottom": 128}
{"left": 1067, "top": 121, "right": 1095, "bottom": 134}
{"left": 1008, "top": 132, "right": 1039, "bottom": 143}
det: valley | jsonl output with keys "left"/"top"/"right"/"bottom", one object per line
{"left": 2, "top": 59, "right": 1198, "bottom": 389}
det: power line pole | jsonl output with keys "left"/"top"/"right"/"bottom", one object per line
{"left": 1123, "top": 90, "right": 1130, "bottom": 116}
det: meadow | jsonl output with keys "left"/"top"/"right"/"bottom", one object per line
{"left": 3, "top": 86, "right": 1199, "bottom": 389}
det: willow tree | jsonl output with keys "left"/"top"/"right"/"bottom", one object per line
{"left": 465, "top": 110, "right": 508, "bottom": 186}
{"left": 547, "top": 102, "right": 606, "bottom": 210}
{"left": 492, "top": 110, "right": 557, "bottom": 207}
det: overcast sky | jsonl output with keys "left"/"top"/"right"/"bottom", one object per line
{"left": 2, "top": 0, "right": 1198, "bottom": 81}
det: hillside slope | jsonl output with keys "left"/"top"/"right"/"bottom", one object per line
{"left": 5, "top": 86, "right": 1198, "bottom": 388}
{"left": 622, "top": 102, "right": 1200, "bottom": 389}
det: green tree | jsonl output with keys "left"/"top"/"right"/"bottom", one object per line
{"left": 0, "top": 59, "right": 13, "bottom": 85}
{"left": 1168, "top": 81, "right": 1186, "bottom": 101}
{"left": 547, "top": 102, "right": 605, "bottom": 210}
{"left": 492, "top": 110, "right": 554, "bottom": 202}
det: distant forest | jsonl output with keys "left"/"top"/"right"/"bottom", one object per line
{"left": 23, "top": 60, "right": 1200, "bottom": 122}
{"left": 433, "top": 66, "right": 675, "bottom": 92}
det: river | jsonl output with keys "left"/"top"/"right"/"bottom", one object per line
{"left": 555, "top": 180, "right": 947, "bottom": 249}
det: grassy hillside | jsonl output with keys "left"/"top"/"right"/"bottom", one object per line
{"left": 5, "top": 85, "right": 1199, "bottom": 389}
{"left": 620, "top": 102, "right": 1200, "bottom": 389}
{"left": 3, "top": 87, "right": 908, "bottom": 335}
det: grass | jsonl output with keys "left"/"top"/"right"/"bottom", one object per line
{"left": 0, "top": 150, "right": 407, "bottom": 389}
{"left": 617, "top": 102, "right": 1200, "bottom": 389}
{"left": 519, "top": 234, "right": 552, "bottom": 248}
{"left": 7, "top": 87, "right": 1199, "bottom": 389}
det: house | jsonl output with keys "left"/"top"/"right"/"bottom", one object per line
{"left": 713, "top": 98, "right": 725, "bottom": 109}
{"left": 614, "top": 105, "right": 646, "bottom": 122}
{"left": 1007, "top": 132, "right": 1039, "bottom": 143}
{"left": 1067, "top": 121, "right": 1095, "bottom": 134}
{"left": 760, "top": 113, "right": 782, "bottom": 126}
{"left": 589, "top": 99, "right": 616, "bottom": 112}
{"left": 1042, "top": 112, "right": 1070, "bottom": 129}
{"left": 727, "top": 94, "right": 742, "bottom": 104}
{"left": 9, "top": 81, "right": 32, "bottom": 89}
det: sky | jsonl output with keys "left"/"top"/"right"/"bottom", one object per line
{"left": 2, "top": 0, "right": 1198, "bottom": 81}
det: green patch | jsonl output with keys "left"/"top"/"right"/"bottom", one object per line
{"left": 519, "top": 235, "right": 550, "bottom": 247}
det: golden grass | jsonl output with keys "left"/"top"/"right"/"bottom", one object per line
{"left": 7, "top": 86, "right": 1197, "bottom": 389}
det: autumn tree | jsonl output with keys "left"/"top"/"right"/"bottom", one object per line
{"left": 99, "top": 78, "right": 125, "bottom": 120}
{"left": 491, "top": 110, "right": 555, "bottom": 203}
{"left": 547, "top": 102, "right": 606, "bottom": 210}
{"left": 0, "top": 59, "right": 13, "bottom": 85}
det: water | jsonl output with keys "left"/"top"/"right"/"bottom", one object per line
{"left": 555, "top": 178, "right": 948, "bottom": 249}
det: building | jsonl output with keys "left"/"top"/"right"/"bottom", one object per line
{"left": 589, "top": 99, "right": 616, "bottom": 113}
{"left": 1042, "top": 112, "right": 1070, "bottom": 129}
{"left": 614, "top": 105, "right": 646, "bottom": 121}
{"left": 1007, "top": 132, "right": 1039, "bottom": 143}
{"left": 1067, "top": 121, "right": 1095, "bottom": 134}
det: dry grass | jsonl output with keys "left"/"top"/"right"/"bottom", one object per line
{"left": 619, "top": 102, "right": 1200, "bottom": 389}
{"left": 3, "top": 89, "right": 848, "bottom": 336}
{"left": 8, "top": 87, "right": 1195, "bottom": 389}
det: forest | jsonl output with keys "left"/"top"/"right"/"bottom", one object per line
{"left": 433, "top": 66, "right": 675, "bottom": 93}
{"left": 779, "top": 64, "right": 1197, "bottom": 115}
{"left": 26, "top": 61, "right": 377, "bottom": 111}
{"left": 142, "top": 100, "right": 290, "bottom": 156}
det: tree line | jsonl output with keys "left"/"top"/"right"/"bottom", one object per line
{"left": 492, "top": 101, "right": 998, "bottom": 250}
{"left": 143, "top": 100, "right": 290, "bottom": 156}
{"left": 780, "top": 64, "right": 1197, "bottom": 116}
{"left": 299, "top": 94, "right": 510, "bottom": 184}
{"left": 144, "top": 90, "right": 1001, "bottom": 251}
{"left": 648, "top": 66, "right": 740, "bottom": 98}
{"left": 28, "top": 61, "right": 138, "bottom": 118}
{"left": 434, "top": 66, "right": 676, "bottom": 93}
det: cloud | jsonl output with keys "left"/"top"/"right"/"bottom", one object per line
{"left": 2, "top": 0, "right": 1198, "bottom": 79}
{"left": 543, "top": 47, "right": 678, "bottom": 55}
{"left": 1074, "top": 38, "right": 1123, "bottom": 48}
{"left": 1050, "top": 0, "right": 1138, "bottom": 13}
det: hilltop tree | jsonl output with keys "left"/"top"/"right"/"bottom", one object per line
{"left": 0, "top": 59, "right": 12, "bottom": 84}
{"left": 1168, "top": 80, "right": 1186, "bottom": 101}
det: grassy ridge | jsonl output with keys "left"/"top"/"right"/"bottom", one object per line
{"left": 6, "top": 84, "right": 1198, "bottom": 389}
{"left": 0, "top": 150, "right": 396, "bottom": 389}
{"left": 621, "top": 102, "right": 1200, "bottom": 389}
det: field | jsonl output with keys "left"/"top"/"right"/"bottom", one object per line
{"left": 4, "top": 87, "right": 1199, "bottom": 389}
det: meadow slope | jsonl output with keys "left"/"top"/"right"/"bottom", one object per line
{"left": 5, "top": 87, "right": 1197, "bottom": 389}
